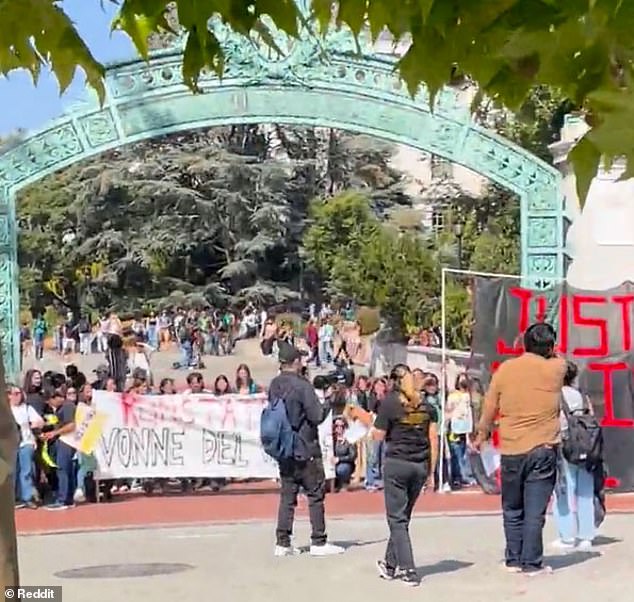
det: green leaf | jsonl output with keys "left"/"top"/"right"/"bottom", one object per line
{"left": 310, "top": 0, "right": 334, "bottom": 32}
{"left": 256, "top": 0, "right": 299, "bottom": 38}
{"left": 367, "top": 0, "right": 391, "bottom": 41}
{"left": 113, "top": 10, "right": 155, "bottom": 60}
{"left": 568, "top": 135, "right": 601, "bottom": 207}
{"left": 337, "top": 0, "right": 367, "bottom": 35}
{"left": 419, "top": 0, "right": 435, "bottom": 23}
{"left": 252, "top": 20, "right": 284, "bottom": 57}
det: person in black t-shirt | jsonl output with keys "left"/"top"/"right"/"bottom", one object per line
{"left": 371, "top": 364, "right": 438, "bottom": 587}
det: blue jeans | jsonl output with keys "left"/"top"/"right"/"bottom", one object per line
{"left": 318, "top": 340, "right": 332, "bottom": 364}
{"left": 501, "top": 446, "right": 557, "bottom": 571}
{"left": 14, "top": 445, "right": 36, "bottom": 503}
{"left": 147, "top": 326, "right": 158, "bottom": 349}
{"left": 335, "top": 462, "right": 354, "bottom": 487}
{"left": 449, "top": 436, "right": 473, "bottom": 485}
{"left": 53, "top": 441, "right": 76, "bottom": 506}
{"left": 34, "top": 334, "right": 44, "bottom": 360}
{"left": 180, "top": 340, "right": 193, "bottom": 367}
{"left": 76, "top": 453, "right": 96, "bottom": 494}
{"left": 366, "top": 440, "right": 384, "bottom": 489}
{"left": 205, "top": 332, "right": 219, "bottom": 355}
{"left": 553, "top": 460, "right": 595, "bottom": 543}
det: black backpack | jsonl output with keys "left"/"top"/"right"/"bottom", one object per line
{"left": 561, "top": 394, "right": 603, "bottom": 470}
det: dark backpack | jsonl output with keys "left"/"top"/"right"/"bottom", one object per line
{"left": 561, "top": 394, "right": 603, "bottom": 470}
{"left": 260, "top": 397, "right": 296, "bottom": 461}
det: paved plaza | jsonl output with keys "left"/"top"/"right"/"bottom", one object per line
{"left": 17, "top": 514, "right": 629, "bottom": 602}
{"left": 21, "top": 338, "right": 284, "bottom": 386}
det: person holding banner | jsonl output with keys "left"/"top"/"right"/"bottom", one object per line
{"left": 40, "top": 381, "right": 77, "bottom": 510}
{"left": 475, "top": 322, "right": 565, "bottom": 576}
{"left": 270, "top": 341, "right": 344, "bottom": 558}
{"left": 372, "top": 364, "right": 438, "bottom": 587}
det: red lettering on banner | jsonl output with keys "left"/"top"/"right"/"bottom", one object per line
{"left": 121, "top": 392, "right": 139, "bottom": 427}
{"left": 571, "top": 296, "right": 609, "bottom": 357}
{"left": 535, "top": 295, "right": 548, "bottom": 323}
{"left": 496, "top": 287, "right": 533, "bottom": 354}
{"left": 556, "top": 295, "right": 569, "bottom": 354}
{"left": 588, "top": 362, "right": 634, "bottom": 428}
{"left": 613, "top": 294, "right": 634, "bottom": 352}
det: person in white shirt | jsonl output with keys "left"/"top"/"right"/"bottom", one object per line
{"left": 98, "top": 316, "right": 110, "bottom": 353}
{"left": 552, "top": 362, "right": 596, "bottom": 551}
{"left": 244, "top": 311, "right": 258, "bottom": 338}
{"left": 128, "top": 338, "right": 155, "bottom": 386}
{"left": 9, "top": 384, "right": 43, "bottom": 508}
{"left": 318, "top": 319, "right": 334, "bottom": 365}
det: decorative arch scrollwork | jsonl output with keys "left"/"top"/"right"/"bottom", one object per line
{"left": 0, "top": 7, "right": 566, "bottom": 378}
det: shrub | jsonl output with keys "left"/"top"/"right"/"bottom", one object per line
{"left": 356, "top": 306, "right": 381, "bottom": 335}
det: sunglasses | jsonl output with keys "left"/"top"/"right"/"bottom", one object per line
{"left": 9, "top": 390, "right": 21, "bottom": 396}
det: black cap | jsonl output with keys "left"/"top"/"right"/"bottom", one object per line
{"left": 278, "top": 340, "right": 306, "bottom": 364}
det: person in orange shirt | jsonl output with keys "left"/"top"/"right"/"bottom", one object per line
{"left": 475, "top": 322, "right": 565, "bottom": 577}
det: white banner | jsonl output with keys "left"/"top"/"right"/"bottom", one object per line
{"left": 93, "top": 391, "right": 335, "bottom": 480}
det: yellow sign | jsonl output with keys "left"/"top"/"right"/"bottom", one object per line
{"left": 60, "top": 404, "right": 107, "bottom": 454}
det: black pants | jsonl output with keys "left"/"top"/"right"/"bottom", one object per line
{"left": 276, "top": 457, "right": 327, "bottom": 547}
{"left": 501, "top": 445, "right": 557, "bottom": 571}
{"left": 383, "top": 457, "right": 427, "bottom": 572}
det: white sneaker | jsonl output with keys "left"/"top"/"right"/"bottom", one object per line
{"left": 577, "top": 540, "right": 594, "bottom": 551}
{"left": 274, "top": 545, "right": 301, "bottom": 557}
{"left": 309, "top": 543, "right": 345, "bottom": 556}
{"left": 550, "top": 539, "right": 576, "bottom": 550}
{"left": 73, "top": 488, "right": 86, "bottom": 503}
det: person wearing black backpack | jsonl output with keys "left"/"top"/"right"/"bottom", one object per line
{"left": 263, "top": 341, "right": 344, "bottom": 558}
{"left": 552, "top": 362, "right": 602, "bottom": 551}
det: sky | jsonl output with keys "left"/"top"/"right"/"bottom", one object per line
{"left": 0, "top": 0, "right": 137, "bottom": 136}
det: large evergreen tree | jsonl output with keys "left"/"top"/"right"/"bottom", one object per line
{"left": 17, "top": 125, "right": 413, "bottom": 316}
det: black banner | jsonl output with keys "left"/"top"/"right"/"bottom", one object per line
{"left": 472, "top": 277, "right": 634, "bottom": 492}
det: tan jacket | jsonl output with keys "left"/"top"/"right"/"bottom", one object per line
{"left": 478, "top": 353, "right": 565, "bottom": 456}
{"left": 0, "top": 346, "right": 19, "bottom": 588}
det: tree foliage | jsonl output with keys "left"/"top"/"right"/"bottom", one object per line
{"left": 17, "top": 125, "right": 412, "bottom": 317}
{"left": 2, "top": 1, "right": 633, "bottom": 199}
{"left": 304, "top": 192, "right": 436, "bottom": 335}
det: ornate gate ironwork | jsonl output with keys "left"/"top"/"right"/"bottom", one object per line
{"left": 0, "top": 3, "right": 566, "bottom": 377}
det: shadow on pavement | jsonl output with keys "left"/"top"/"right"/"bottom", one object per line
{"left": 298, "top": 539, "right": 385, "bottom": 553}
{"left": 593, "top": 535, "right": 622, "bottom": 547}
{"left": 548, "top": 551, "right": 601, "bottom": 570}
{"left": 417, "top": 559, "right": 474, "bottom": 578}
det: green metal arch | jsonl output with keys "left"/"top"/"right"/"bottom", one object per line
{"left": 0, "top": 23, "right": 566, "bottom": 378}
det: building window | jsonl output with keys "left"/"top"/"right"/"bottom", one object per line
{"left": 431, "top": 209, "right": 444, "bottom": 234}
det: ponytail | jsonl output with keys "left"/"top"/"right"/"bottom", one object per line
{"left": 389, "top": 364, "right": 421, "bottom": 411}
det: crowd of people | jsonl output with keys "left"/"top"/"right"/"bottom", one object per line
{"left": 11, "top": 360, "right": 272, "bottom": 508}
{"left": 12, "top": 302, "right": 606, "bottom": 585}
{"left": 21, "top": 301, "right": 370, "bottom": 370}
{"left": 22, "top": 304, "right": 264, "bottom": 366}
